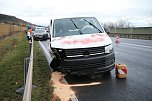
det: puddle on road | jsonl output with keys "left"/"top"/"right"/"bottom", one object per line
{"left": 50, "top": 71, "right": 101, "bottom": 101}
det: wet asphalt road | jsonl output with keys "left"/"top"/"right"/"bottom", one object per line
{"left": 41, "top": 37, "right": 152, "bottom": 101}
{"left": 65, "top": 38, "right": 152, "bottom": 101}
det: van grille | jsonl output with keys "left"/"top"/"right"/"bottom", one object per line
{"left": 61, "top": 53, "right": 115, "bottom": 71}
{"left": 65, "top": 46, "right": 105, "bottom": 57}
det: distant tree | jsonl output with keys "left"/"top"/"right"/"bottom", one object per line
{"left": 125, "top": 21, "right": 131, "bottom": 28}
{"left": 147, "top": 13, "right": 152, "bottom": 26}
{"left": 103, "top": 22, "right": 117, "bottom": 28}
{"left": 104, "top": 19, "right": 131, "bottom": 28}
{"left": 117, "top": 19, "right": 130, "bottom": 28}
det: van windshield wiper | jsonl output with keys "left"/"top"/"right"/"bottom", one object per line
{"left": 70, "top": 19, "right": 83, "bottom": 34}
{"left": 83, "top": 19, "right": 102, "bottom": 33}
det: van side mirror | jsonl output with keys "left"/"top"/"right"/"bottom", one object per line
{"left": 104, "top": 27, "right": 110, "bottom": 34}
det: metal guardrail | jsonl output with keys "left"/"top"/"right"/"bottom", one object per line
{"left": 108, "top": 33, "right": 152, "bottom": 40}
{"left": 21, "top": 40, "right": 77, "bottom": 101}
{"left": 22, "top": 38, "right": 34, "bottom": 101}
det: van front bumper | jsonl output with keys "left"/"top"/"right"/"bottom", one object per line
{"left": 60, "top": 52, "right": 115, "bottom": 75}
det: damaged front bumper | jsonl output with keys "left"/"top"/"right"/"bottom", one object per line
{"left": 60, "top": 52, "right": 115, "bottom": 75}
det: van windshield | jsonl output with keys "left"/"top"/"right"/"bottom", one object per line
{"left": 53, "top": 17, "right": 104, "bottom": 37}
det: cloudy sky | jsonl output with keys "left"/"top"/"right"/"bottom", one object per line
{"left": 0, "top": 0, "right": 152, "bottom": 27}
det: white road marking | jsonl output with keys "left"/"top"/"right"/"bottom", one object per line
{"left": 121, "top": 42, "right": 152, "bottom": 49}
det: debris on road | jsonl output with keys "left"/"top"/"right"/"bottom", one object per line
{"left": 50, "top": 71, "right": 101, "bottom": 101}
{"left": 50, "top": 72, "right": 75, "bottom": 101}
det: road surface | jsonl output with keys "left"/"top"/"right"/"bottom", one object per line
{"left": 40, "top": 37, "right": 152, "bottom": 101}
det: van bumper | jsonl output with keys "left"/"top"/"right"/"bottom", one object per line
{"left": 60, "top": 52, "right": 115, "bottom": 75}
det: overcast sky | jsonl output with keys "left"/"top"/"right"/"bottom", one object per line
{"left": 0, "top": 0, "right": 152, "bottom": 27}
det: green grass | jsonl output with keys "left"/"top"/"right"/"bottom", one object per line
{"left": 32, "top": 41, "right": 53, "bottom": 101}
{"left": 0, "top": 32, "right": 25, "bottom": 61}
{"left": 0, "top": 32, "right": 29, "bottom": 101}
{"left": 0, "top": 33, "right": 53, "bottom": 101}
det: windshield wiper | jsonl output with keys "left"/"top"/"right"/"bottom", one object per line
{"left": 70, "top": 19, "right": 83, "bottom": 34}
{"left": 83, "top": 19, "right": 102, "bottom": 33}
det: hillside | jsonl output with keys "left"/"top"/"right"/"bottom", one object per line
{"left": 0, "top": 13, "right": 36, "bottom": 40}
{"left": 0, "top": 13, "right": 34, "bottom": 26}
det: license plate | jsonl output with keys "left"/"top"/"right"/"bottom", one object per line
{"left": 39, "top": 36, "right": 43, "bottom": 38}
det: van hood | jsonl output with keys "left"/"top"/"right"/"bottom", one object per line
{"left": 51, "top": 33, "right": 112, "bottom": 49}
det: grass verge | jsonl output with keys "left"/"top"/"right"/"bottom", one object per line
{"left": 0, "top": 32, "right": 29, "bottom": 101}
{"left": 0, "top": 33, "right": 53, "bottom": 101}
{"left": 32, "top": 41, "right": 53, "bottom": 101}
{"left": 0, "top": 32, "right": 25, "bottom": 61}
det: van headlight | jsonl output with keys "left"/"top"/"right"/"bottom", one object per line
{"left": 105, "top": 44, "right": 113, "bottom": 53}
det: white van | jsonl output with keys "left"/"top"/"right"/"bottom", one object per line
{"left": 49, "top": 17, "right": 115, "bottom": 75}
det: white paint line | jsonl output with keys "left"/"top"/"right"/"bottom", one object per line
{"left": 121, "top": 43, "right": 152, "bottom": 49}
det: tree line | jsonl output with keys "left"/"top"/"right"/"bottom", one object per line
{"left": 103, "top": 14, "right": 152, "bottom": 28}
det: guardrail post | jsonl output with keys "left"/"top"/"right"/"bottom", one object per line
{"left": 16, "top": 57, "right": 30, "bottom": 94}
{"left": 24, "top": 57, "right": 30, "bottom": 85}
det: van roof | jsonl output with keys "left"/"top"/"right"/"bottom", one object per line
{"left": 50, "top": 16, "right": 96, "bottom": 21}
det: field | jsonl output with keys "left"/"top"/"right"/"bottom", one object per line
{"left": 0, "top": 32, "right": 53, "bottom": 101}
{"left": 0, "top": 23, "right": 26, "bottom": 39}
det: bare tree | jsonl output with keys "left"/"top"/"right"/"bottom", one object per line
{"left": 117, "top": 20, "right": 130, "bottom": 28}
{"left": 125, "top": 21, "right": 131, "bottom": 28}
{"left": 103, "top": 22, "right": 117, "bottom": 28}
{"left": 103, "top": 19, "right": 131, "bottom": 28}
{"left": 147, "top": 13, "right": 152, "bottom": 26}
